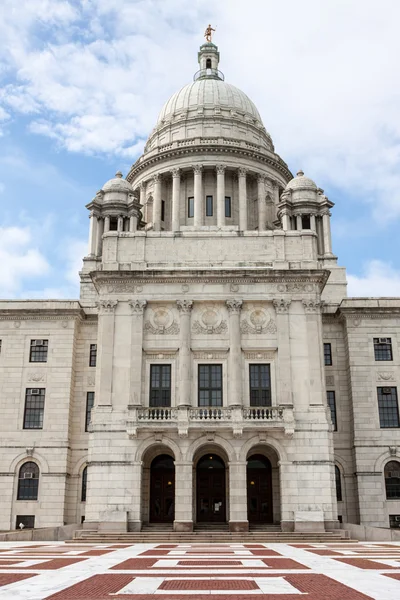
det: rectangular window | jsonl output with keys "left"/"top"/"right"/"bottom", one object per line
{"left": 150, "top": 365, "right": 171, "bottom": 407}
{"left": 23, "top": 388, "right": 45, "bottom": 429}
{"left": 327, "top": 391, "right": 337, "bottom": 431}
{"left": 302, "top": 215, "right": 311, "bottom": 229}
{"left": 249, "top": 364, "right": 271, "bottom": 407}
{"left": 16, "top": 516, "right": 35, "bottom": 529}
{"left": 378, "top": 387, "right": 399, "bottom": 428}
{"left": 206, "top": 195, "right": 213, "bottom": 216}
{"left": 161, "top": 200, "right": 165, "bottom": 221}
{"left": 29, "top": 339, "right": 48, "bottom": 363}
{"left": 324, "top": 343, "right": 332, "bottom": 366}
{"left": 198, "top": 364, "right": 223, "bottom": 407}
{"left": 0, "top": 340, "right": 2, "bottom": 354}
{"left": 225, "top": 196, "right": 231, "bottom": 218}
{"left": 85, "top": 392, "right": 95, "bottom": 432}
{"left": 389, "top": 515, "right": 400, "bottom": 529}
{"left": 89, "top": 344, "right": 97, "bottom": 367}
{"left": 374, "top": 338, "right": 393, "bottom": 361}
{"left": 109, "top": 217, "right": 118, "bottom": 231}
{"left": 188, "top": 197, "right": 194, "bottom": 218}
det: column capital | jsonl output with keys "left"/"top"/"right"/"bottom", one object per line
{"left": 216, "top": 164, "right": 226, "bottom": 175}
{"left": 97, "top": 299, "right": 118, "bottom": 314}
{"left": 192, "top": 164, "right": 203, "bottom": 175}
{"left": 139, "top": 181, "right": 146, "bottom": 190}
{"left": 171, "top": 167, "right": 181, "bottom": 178}
{"left": 273, "top": 298, "right": 291, "bottom": 314}
{"left": 238, "top": 167, "right": 247, "bottom": 177}
{"left": 129, "top": 299, "right": 147, "bottom": 314}
{"left": 226, "top": 299, "right": 243, "bottom": 314}
{"left": 153, "top": 173, "right": 160, "bottom": 183}
{"left": 302, "top": 299, "right": 324, "bottom": 313}
{"left": 177, "top": 299, "right": 193, "bottom": 314}
{"left": 257, "top": 173, "right": 265, "bottom": 184}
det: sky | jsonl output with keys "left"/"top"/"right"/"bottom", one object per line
{"left": 0, "top": 0, "right": 399, "bottom": 299}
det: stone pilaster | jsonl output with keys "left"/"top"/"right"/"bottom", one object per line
{"left": 238, "top": 168, "right": 247, "bottom": 231}
{"left": 96, "top": 300, "right": 118, "bottom": 407}
{"left": 128, "top": 299, "right": 147, "bottom": 406}
{"left": 153, "top": 173, "right": 162, "bottom": 231}
{"left": 171, "top": 168, "right": 181, "bottom": 232}
{"left": 302, "top": 299, "right": 325, "bottom": 406}
{"left": 322, "top": 210, "right": 333, "bottom": 255}
{"left": 296, "top": 214, "right": 302, "bottom": 230}
{"left": 96, "top": 217, "right": 104, "bottom": 255}
{"left": 226, "top": 299, "right": 243, "bottom": 406}
{"left": 193, "top": 165, "right": 203, "bottom": 228}
{"left": 216, "top": 164, "right": 226, "bottom": 227}
{"left": 174, "top": 461, "right": 193, "bottom": 531}
{"left": 229, "top": 461, "right": 248, "bottom": 531}
{"left": 177, "top": 300, "right": 193, "bottom": 406}
{"left": 257, "top": 175, "right": 266, "bottom": 231}
{"left": 88, "top": 212, "right": 97, "bottom": 256}
{"left": 273, "top": 299, "right": 292, "bottom": 406}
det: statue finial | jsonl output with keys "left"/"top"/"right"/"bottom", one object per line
{"left": 204, "top": 24, "right": 216, "bottom": 43}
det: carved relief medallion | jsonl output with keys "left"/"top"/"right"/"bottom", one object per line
{"left": 241, "top": 306, "right": 277, "bottom": 335}
{"left": 144, "top": 307, "right": 179, "bottom": 335}
{"left": 192, "top": 307, "right": 227, "bottom": 334}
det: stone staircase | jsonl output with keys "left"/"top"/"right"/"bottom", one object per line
{"left": 71, "top": 523, "right": 350, "bottom": 544}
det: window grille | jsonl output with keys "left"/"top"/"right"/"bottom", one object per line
{"left": 150, "top": 365, "right": 171, "bottom": 407}
{"left": 373, "top": 338, "right": 393, "bottom": 361}
{"left": 23, "top": 388, "right": 45, "bottom": 429}
{"left": 249, "top": 364, "right": 271, "bottom": 407}
{"left": 89, "top": 344, "right": 97, "bottom": 367}
{"left": 17, "top": 462, "right": 39, "bottom": 500}
{"left": 29, "top": 339, "right": 48, "bottom": 362}
{"left": 225, "top": 196, "right": 231, "bottom": 218}
{"left": 324, "top": 343, "right": 332, "bottom": 366}
{"left": 378, "top": 387, "right": 399, "bottom": 428}
{"left": 198, "top": 364, "right": 222, "bottom": 407}
{"left": 327, "top": 391, "right": 337, "bottom": 431}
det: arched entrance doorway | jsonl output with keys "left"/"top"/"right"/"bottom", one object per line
{"left": 196, "top": 454, "right": 226, "bottom": 523}
{"left": 247, "top": 454, "right": 273, "bottom": 523}
{"left": 149, "top": 454, "right": 175, "bottom": 523}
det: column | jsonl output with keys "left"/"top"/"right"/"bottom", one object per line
{"left": 272, "top": 299, "right": 292, "bottom": 406}
{"left": 193, "top": 165, "right": 203, "bottom": 228}
{"left": 129, "top": 214, "right": 137, "bottom": 232}
{"left": 257, "top": 175, "right": 266, "bottom": 231}
{"left": 96, "top": 217, "right": 104, "bottom": 256}
{"left": 117, "top": 215, "right": 124, "bottom": 232}
{"left": 153, "top": 173, "right": 162, "bottom": 231}
{"left": 96, "top": 300, "right": 118, "bottom": 407}
{"left": 238, "top": 168, "right": 247, "bottom": 231}
{"left": 226, "top": 299, "right": 243, "bottom": 406}
{"left": 296, "top": 214, "right": 302, "bottom": 230}
{"left": 128, "top": 300, "right": 147, "bottom": 406}
{"left": 229, "top": 461, "right": 248, "bottom": 532}
{"left": 139, "top": 182, "right": 146, "bottom": 221}
{"left": 322, "top": 211, "right": 333, "bottom": 255}
{"left": 177, "top": 300, "right": 193, "bottom": 406}
{"left": 281, "top": 211, "right": 290, "bottom": 231}
{"left": 88, "top": 212, "right": 97, "bottom": 255}
{"left": 171, "top": 168, "right": 181, "bottom": 232}
{"left": 104, "top": 215, "right": 110, "bottom": 232}
{"left": 272, "top": 180, "right": 280, "bottom": 205}
{"left": 216, "top": 164, "right": 226, "bottom": 227}
{"left": 174, "top": 461, "right": 193, "bottom": 532}
{"left": 310, "top": 214, "right": 316, "bottom": 231}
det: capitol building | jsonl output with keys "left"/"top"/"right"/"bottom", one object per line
{"left": 1, "top": 39, "right": 399, "bottom": 535}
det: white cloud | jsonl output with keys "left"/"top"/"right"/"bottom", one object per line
{"left": 0, "top": 226, "right": 50, "bottom": 296}
{"left": 347, "top": 261, "right": 400, "bottom": 297}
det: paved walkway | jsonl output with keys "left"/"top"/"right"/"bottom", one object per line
{"left": 0, "top": 541, "right": 399, "bottom": 599}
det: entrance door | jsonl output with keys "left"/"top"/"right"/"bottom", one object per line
{"left": 196, "top": 454, "right": 226, "bottom": 523}
{"left": 247, "top": 454, "right": 273, "bottom": 523}
{"left": 149, "top": 455, "right": 175, "bottom": 523}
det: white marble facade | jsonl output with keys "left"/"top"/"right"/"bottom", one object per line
{"left": 0, "top": 41, "right": 399, "bottom": 534}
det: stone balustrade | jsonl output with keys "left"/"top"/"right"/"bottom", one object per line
{"left": 127, "top": 404, "right": 294, "bottom": 438}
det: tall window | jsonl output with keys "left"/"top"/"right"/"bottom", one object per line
{"left": 206, "top": 58, "right": 212, "bottom": 69}
{"left": 206, "top": 195, "right": 213, "bottom": 216}
{"left": 188, "top": 197, "right": 194, "bottom": 218}
{"left": 327, "top": 391, "right": 337, "bottom": 431}
{"left": 29, "top": 339, "right": 48, "bottom": 362}
{"left": 249, "top": 364, "right": 271, "bottom": 407}
{"left": 302, "top": 215, "right": 311, "bottom": 229}
{"left": 324, "top": 343, "right": 332, "bottom": 366}
{"left": 225, "top": 196, "right": 231, "bottom": 218}
{"left": 81, "top": 466, "right": 88, "bottom": 502}
{"left": 85, "top": 392, "right": 95, "bottom": 432}
{"left": 378, "top": 387, "right": 399, "bottom": 428}
{"left": 89, "top": 344, "right": 97, "bottom": 367}
{"left": 23, "top": 389, "right": 45, "bottom": 429}
{"left": 374, "top": 338, "right": 393, "bottom": 361}
{"left": 385, "top": 461, "right": 400, "bottom": 499}
{"left": 150, "top": 365, "right": 171, "bottom": 407}
{"left": 161, "top": 200, "right": 165, "bottom": 221}
{"left": 17, "top": 462, "right": 39, "bottom": 500}
{"left": 198, "top": 364, "right": 222, "bottom": 407}
{"left": 335, "top": 465, "right": 342, "bottom": 502}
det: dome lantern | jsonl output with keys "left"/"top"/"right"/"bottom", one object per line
{"left": 194, "top": 42, "right": 224, "bottom": 82}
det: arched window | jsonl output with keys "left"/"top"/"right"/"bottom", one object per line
{"left": 335, "top": 465, "right": 342, "bottom": 502}
{"left": 385, "top": 461, "right": 400, "bottom": 499}
{"left": 81, "top": 466, "right": 87, "bottom": 502}
{"left": 17, "top": 462, "right": 39, "bottom": 500}
{"left": 206, "top": 58, "right": 212, "bottom": 69}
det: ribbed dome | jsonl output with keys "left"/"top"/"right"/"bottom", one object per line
{"left": 285, "top": 170, "right": 317, "bottom": 191}
{"left": 156, "top": 79, "right": 263, "bottom": 127}
{"left": 102, "top": 171, "right": 133, "bottom": 193}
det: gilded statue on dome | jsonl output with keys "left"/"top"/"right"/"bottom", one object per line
{"left": 204, "top": 24, "right": 216, "bottom": 43}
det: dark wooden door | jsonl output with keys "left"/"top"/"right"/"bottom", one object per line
{"left": 196, "top": 454, "right": 226, "bottom": 523}
{"left": 149, "top": 455, "right": 175, "bottom": 523}
{"left": 247, "top": 455, "right": 273, "bottom": 523}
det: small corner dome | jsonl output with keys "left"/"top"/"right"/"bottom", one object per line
{"left": 102, "top": 171, "right": 133, "bottom": 194}
{"left": 285, "top": 170, "right": 318, "bottom": 192}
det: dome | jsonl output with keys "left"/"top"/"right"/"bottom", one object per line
{"left": 156, "top": 79, "right": 263, "bottom": 129}
{"left": 285, "top": 170, "right": 317, "bottom": 191}
{"left": 102, "top": 171, "right": 133, "bottom": 194}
